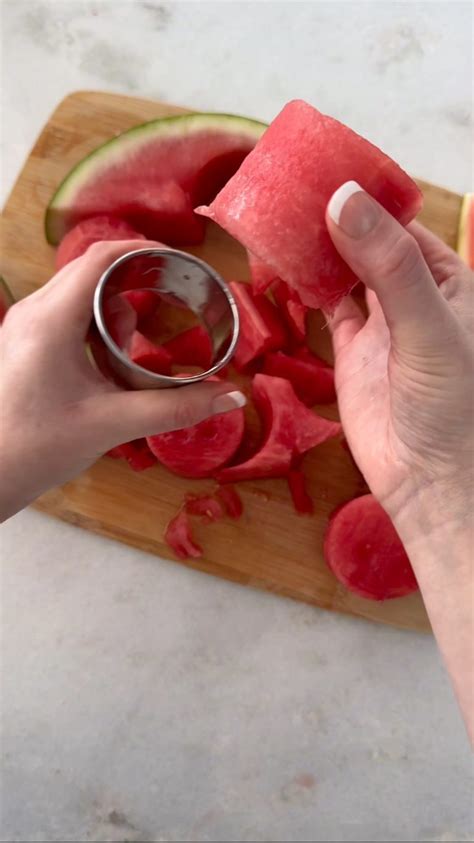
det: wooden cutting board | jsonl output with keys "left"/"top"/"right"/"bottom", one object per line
{"left": 1, "top": 91, "right": 464, "bottom": 632}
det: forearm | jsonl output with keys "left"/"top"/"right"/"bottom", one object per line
{"left": 393, "top": 486, "right": 474, "bottom": 741}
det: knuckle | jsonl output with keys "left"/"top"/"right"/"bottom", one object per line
{"left": 379, "top": 233, "right": 423, "bottom": 285}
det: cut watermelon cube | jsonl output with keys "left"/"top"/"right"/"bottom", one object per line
{"left": 263, "top": 349, "right": 336, "bottom": 406}
{"left": 163, "top": 325, "right": 213, "bottom": 371}
{"left": 129, "top": 330, "right": 173, "bottom": 374}
{"left": 121, "top": 289, "right": 159, "bottom": 322}
{"left": 229, "top": 281, "right": 287, "bottom": 370}
{"left": 272, "top": 280, "right": 308, "bottom": 344}
{"left": 198, "top": 100, "right": 423, "bottom": 311}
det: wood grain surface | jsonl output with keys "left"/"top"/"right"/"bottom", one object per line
{"left": 1, "top": 90, "right": 464, "bottom": 632}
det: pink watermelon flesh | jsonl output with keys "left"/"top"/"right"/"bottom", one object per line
{"left": 163, "top": 325, "right": 213, "bottom": 371}
{"left": 165, "top": 509, "right": 203, "bottom": 559}
{"left": 287, "top": 469, "right": 314, "bottom": 515}
{"left": 185, "top": 493, "right": 224, "bottom": 522}
{"left": 147, "top": 405, "right": 245, "bottom": 478}
{"left": 247, "top": 252, "right": 278, "bottom": 294}
{"left": 324, "top": 494, "right": 418, "bottom": 600}
{"left": 128, "top": 330, "right": 173, "bottom": 375}
{"left": 106, "top": 439, "right": 157, "bottom": 471}
{"left": 54, "top": 133, "right": 261, "bottom": 247}
{"left": 216, "top": 485, "right": 243, "bottom": 519}
{"left": 229, "top": 281, "right": 287, "bottom": 370}
{"left": 121, "top": 289, "right": 159, "bottom": 322}
{"left": 55, "top": 215, "right": 146, "bottom": 269}
{"left": 197, "top": 100, "right": 423, "bottom": 311}
{"left": 263, "top": 349, "right": 336, "bottom": 406}
{"left": 272, "top": 280, "right": 308, "bottom": 344}
{"left": 217, "top": 374, "right": 341, "bottom": 483}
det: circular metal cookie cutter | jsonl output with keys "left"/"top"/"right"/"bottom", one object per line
{"left": 93, "top": 248, "right": 240, "bottom": 390}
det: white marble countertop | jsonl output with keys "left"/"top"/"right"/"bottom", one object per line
{"left": 1, "top": 2, "right": 473, "bottom": 841}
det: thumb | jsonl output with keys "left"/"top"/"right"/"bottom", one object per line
{"left": 326, "top": 181, "right": 454, "bottom": 348}
{"left": 88, "top": 381, "right": 247, "bottom": 451}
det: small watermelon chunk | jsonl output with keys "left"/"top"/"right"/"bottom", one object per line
{"left": 147, "top": 404, "right": 245, "bottom": 478}
{"left": 165, "top": 509, "right": 203, "bottom": 559}
{"left": 216, "top": 485, "right": 243, "bottom": 519}
{"left": 229, "top": 281, "right": 287, "bottom": 370}
{"left": 185, "top": 493, "right": 224, "bottom": 522}
{"left": 324, "top": 494, "right": 418, "bottom": 601}
{"left": 106, "top": 439, "right": 157, "bottom": 471}
{"left": 263, "top": 349, "right": 336, "bottom": 406}
{"left": 55, "top": 215, "right": 146, "bottom": 269}
{"left": 46, "top": 113, "right": 266, "bottom": 246}
{"left": 198, "top": 100, "right": 423, "bottom": 311}
{"left": 287, "top": 469, "right": 314, "bottom": 515}
{"left": 121, "top": 289, "right": 159, "bottom": 322}
{"left": 457, "top": 192, "right": 474, "bottom": 269}
{"left": 0, "top": 276, "right": 14, "bottom": 323}
{"left": 129, "top": 331, "right": 173, "bottom": 374}
{"left": 163, "top": 325, "right": 213, "bottom": 371}
{"left": 272, "top": 280, "right": 308, "bottom": 344}
{"left": 247, "top": 252, "right": 278, "bottom": 294}
{"left": 217, "top": 374, "right": 341, "bottom": 483}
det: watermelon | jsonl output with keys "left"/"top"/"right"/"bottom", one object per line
{"left": 103, "top": 294, "right": 138, "bottom": 348}
{"left": 272, "top": 281, "right": 308, "bottom": 344}
{"left": 324, "top": 495, "right": 418, "bottom": 601}
{"left": 216, "top": 485, "right": 243, "bottom": 519}
{"left": 197, "top": 100, "right": 423, "bottom": 311}
{"left": 121, "top": 289, "right": 159, "bottom": 323}
{"left": 217, "top": 374, "right": 341, "bottom": 483}
{"left": 46, "top": 113, "right": 266, "bottom": 247}
{"left": 287, "top": 469, "right": 314, "bottom": 515}
{"left": 247, "top": 253, "right": 278, "bottom": 294}
{"left": 263, "top": 349, "right": 336, "bottom": 406}
{"left": 164, "top": 509, "right": 203, "bottom": 559}
{"left": 0, "top": 277, "right": 14, "bottom": 323}
{"left": 163, "top": 325, "right": 213, "bottom": 371}
{"left": 128, "top": 330, "right": 173, "bottom": 374}
{"left": 457, "top": 193, "right": 474, "bottom": 269}
{"left": 147, "top": 404, "right": 245, "bottom": 478}
{"left": 55, "top": 215, "right": 147, "bottom": 269}
{"left": 229, "top": 281, "right": 287, "bottom": 370}
{"left": 106, "top": 439, "right": 157, "bottom": 471}
{"left": 185, "top": 493, "right": 224, "bottom": 522}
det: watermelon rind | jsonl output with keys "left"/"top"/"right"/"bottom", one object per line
{"left": 45, "top": 112, "right": 267, "bottom": 245}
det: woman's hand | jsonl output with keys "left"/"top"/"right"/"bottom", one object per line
{"left": 0, "top": 240, "right": 244, "bottom": 521}
{"left": 326, "top": 182, "right": 474, "bottom": 739}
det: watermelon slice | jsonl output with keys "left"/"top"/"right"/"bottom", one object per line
{"left": 272, "top": 281, "right": 308, "bottom": 344}
{"left": 247, "top": 253, "right": 278, "bottom": 294}
{"left": 197, "top": 100, "right": 423, "bottom": 311}
{"left": 128, "top": 330, "right": 173, "bottom": 374}
{"left": 165, "top": 509, "right": 203, "bottom": 559}
{"left": 217, "top": 374, "right": 341, "bottom": 483}
{"left": 0, "top": 276, "right": 14, "bottom": 323}
{"left": 324, "top": 495, "right": 418, "bottom": 601}
{"left": 457, "top": 193, "right": 474, "bottom": 269}
{"left": 147, "top": 404, "right": 245, "bottom": 478}
{"left": 55, "top": 215, "right": 147, "bottom": 269}
{"left": 163, "top": 325, "right": 213, "bottom": 371}
{"left": 263, "top": 349, "right": 336, "bottom": 406}
{"left": 46, "top": 113, "right": 266, "bottom": 247}
{"left": 229, "top": 281, "right": 287, "bottom": 370}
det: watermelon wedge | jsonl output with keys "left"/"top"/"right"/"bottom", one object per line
{"left": 55, "top": 215, "right": 146, "bottom": 269}
{"left": 46, "top": 113, "right": 266, "bottom": 247}
{"left": 217, "top": 374, "right": 341, "bottom": 483}
{"left": 0, "top": 276, "right": 14, "bottom": 323}
{"left": 197, "top": 100, "right": 423, "bottom": 311}
{"left": 457, "top": 193, "right": 473, "bottom": 269}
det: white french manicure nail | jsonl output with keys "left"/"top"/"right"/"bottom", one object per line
{"left": 327, "top": 181, "right": 364, "bottom": 225}
{"left": 212, "top": 390, "right": 247, "bottom": 414}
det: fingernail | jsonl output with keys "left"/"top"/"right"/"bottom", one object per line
{"left": 328, "top": 181, "right": 381, "bottom": 238}
{"left": 212, "top": 390, "right": 247, "bottom": 414}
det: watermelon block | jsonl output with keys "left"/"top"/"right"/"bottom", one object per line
{"left": 287, "top": 469, "right": 314, "bottom": 515}
{"left": 247, "top": 252, "right": 278, "bottom": 294}
{"left": 55, "top": 215, "right": 147, "bottom": 269}
{"left": 198, "top": 100, "right": 423, "bottom": 311}
{"left": 163, "top": 325, "right": 213, "bottom": 371}
{"left": 229, "top": 281, "right": 287, "bottom": 370}
{"left": 263, "top": 349, "right": 336, "bottom": 406}
{"left": 128, "top": 330, "right": 173, "bottom": 375}
{"left": 147, "top": 403, "right": 245, "bottom": 478}
{"left": 457, "top": 192, "right": 473, "bottom": 269}
{"left": 106, "top": 439, "right": 157, "bottom": 471}
{"left": 324, "top": 495, "right": 419, "bottom": 601}
{"left": 272, "top": 280, "right": 308, "bottom": 344}
{"left": 121, "top": 289, "right": 159, "bottom": 323}
{"left": 217, "top": 374, "right": 341, "bottom": 483}
{"left": 46, "top": 113, "right": 266, "bottom": 247}
{"left": 0, "top": 276, "right": 14, "bottom": 323}
{"left": 165, "top": 509, "right": 203, "bottom": 559}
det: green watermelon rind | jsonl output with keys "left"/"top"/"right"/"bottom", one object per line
{"left": 45, "top": 112, "right": 268, "bottom": 245}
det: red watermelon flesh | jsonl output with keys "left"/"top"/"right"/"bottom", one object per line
{"left": 185, "top": 493, "right": 224, "bottom": 522}
{"left": 287, "top": 469, "right": 314, "bottom": 515}
{"left": 163, "top": 325, "right": 213, "bottom": 371}
{"left": 106, "top": 439, "right": 157, "bottom": 471}
{"left": 217, "top": 374, "right": 341, "bottom": 483}
{"left": 247, "top": 252, "right": 278, "bottom": 294}
{"left": 229, "top": 281, "right": 287, "bottom": 370}
{"left": 324, "top": 494, "right": 418, "bottom": 601}
{"left": 216, "top": 485, "right": 243, "bottom": 519}
{"left": 147, "top": 404, "right": 245, "bottom": 478}
{"left": 165, "top": 509, "right": 203, "bottom": 559}
{"left": 128, "top": 330, "right": 173, "bottom": 374}
{"left": 272, "top": 280, "right": 308, "bottom": 344}
{"left": 263, "top": 350, "right": 336, "bottom": 406}
{"left": 197, "top": 100, "right": 423, "bottom": 311}
{"left": 121, "top": 289, "right": 159, "bottom": 322}
{"left": 55, "top": 215, "right": 146, "bottom": 270}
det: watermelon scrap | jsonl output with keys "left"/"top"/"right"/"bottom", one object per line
{"left": 55, "top": 214, "right": 146, "bottom": 270}
{"left": 163, "top": 325, "right": 213, "bottom": 371}
{"left": 457, "top": 192, "right": 474, "bottom": 269}
{"left": 129, "top": 330, "right": 173, "bottom": 374}
{"left": 263, "top": 348, "right": 336, "bottom": 406}
{"left": 197, "top": 99, "right": 423, "bottom": 311}
{"left": 185, "top": 493, "right": 224, "bottom": 522}
{"left": 147, "top": 403, "right": 245, "bottom": 478}
{"left": 229, "top": 281, "right": 288, "bottom": 370}
{"left": 272, "top": 280, "right": 308, "bottom": 344}
{"left": 287, "top": 469, "right": 314, "bottom": 515}
{"left": 247, "top": 252, "right": 278, "bottom": 294}
{"left": 324, "top": 494, "right": 418, "bottom": 601}
{"left": 0, "top": 276, "right": 14, "bottom": 323}
{"left": 217, "top": 374, "right": 341, "bottom": 483}
{"left": 164, "top": 509, "right": 203, "bottom": 559}
{"left": 46, "top": 113, "right": 266, "bottom": 247}
{"left": 216, "top": 485, "right": 243, "bottom": 519}
{"left": 106, "top": 439, "right": 157, "bottom": 471}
